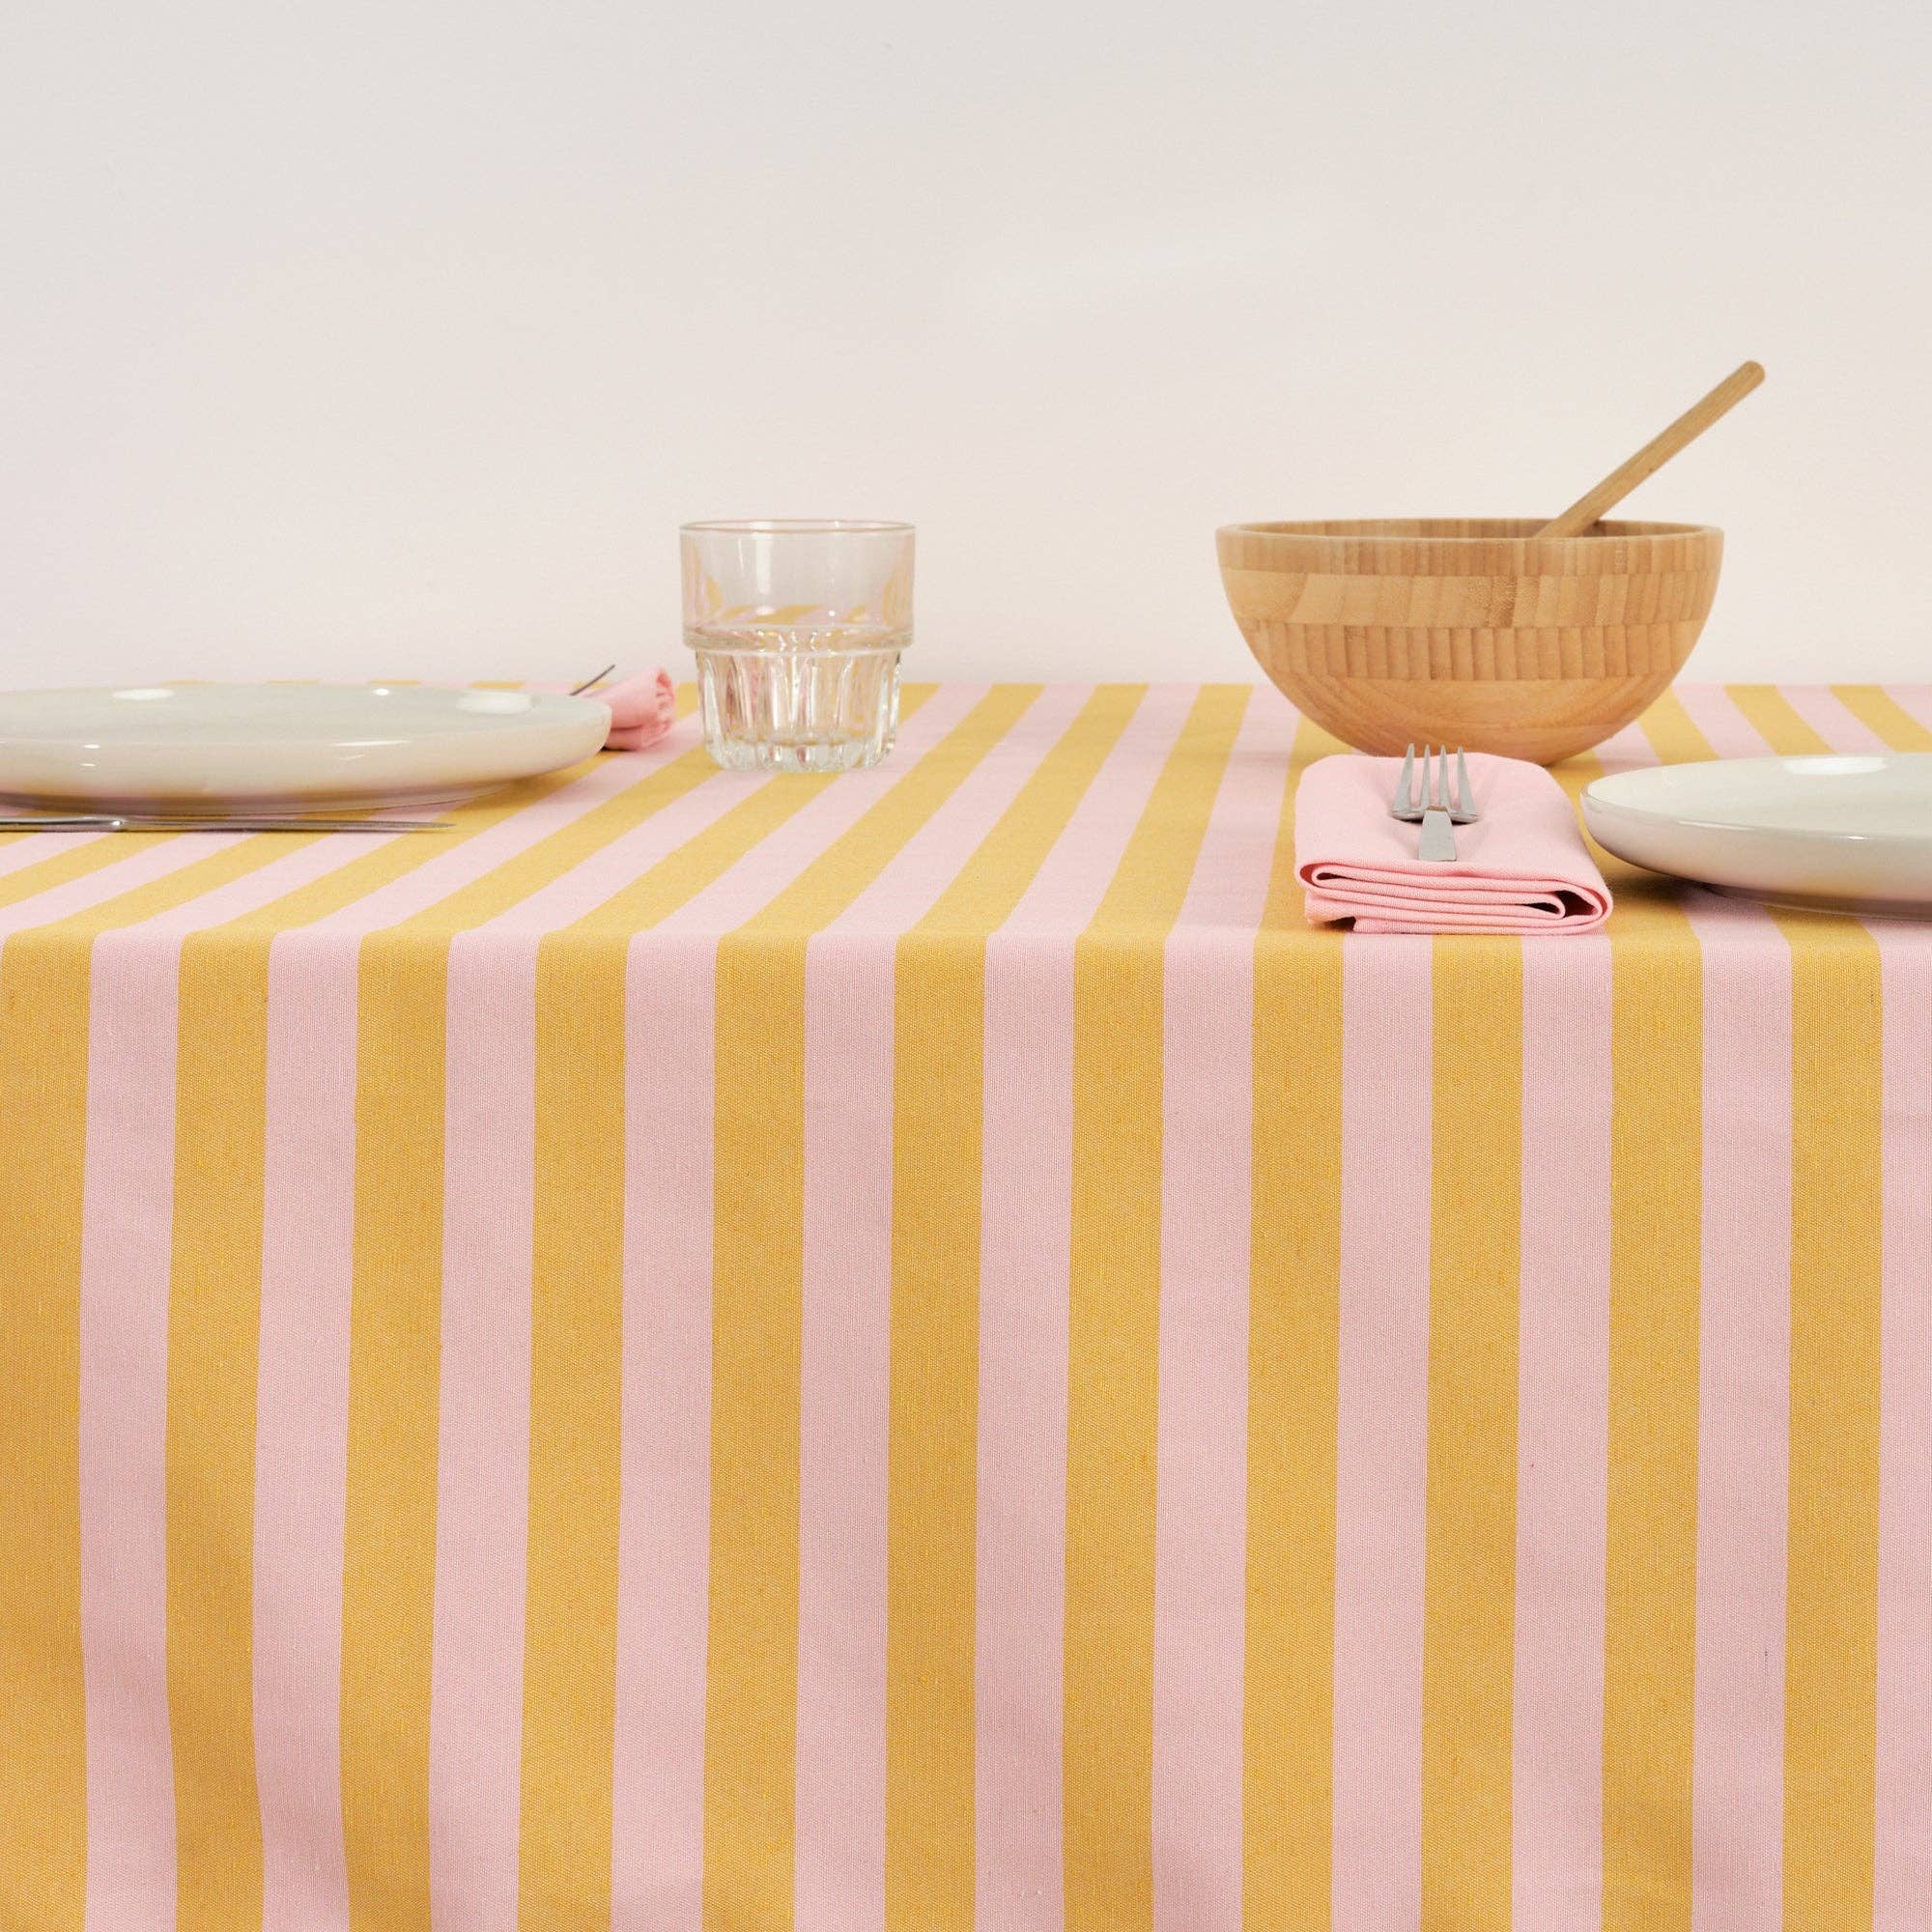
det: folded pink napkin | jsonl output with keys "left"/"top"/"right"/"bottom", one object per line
{"left": 590, "top": 668, "right": 677, "bottom": 751}
{"left": 1295, "top": 752, "right": 1611, "bottom": 934}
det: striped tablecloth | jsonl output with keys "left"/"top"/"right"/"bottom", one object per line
{"left": 3, "top": 681, "right": 1929, "bottom": 1932}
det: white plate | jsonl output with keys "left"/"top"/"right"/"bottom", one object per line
{"left": 0, "top": 684, "right": 611, "bottom": 815}
{"left": 1583, "top": 753, "right": 1932, "bottom": 918}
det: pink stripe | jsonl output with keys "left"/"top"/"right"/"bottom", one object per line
{"left": 1330, "top": 934, "right": 1433, "bottom": 1932}
{"left": 996, "top": 689, "right": 1201, "bottom": 938}
{"left": 1776, "top": 686, "right": 1889, "bottom": 755}
{"left": 975, "top": 685, "right": 1196, "bottom": 1932}
{"left": 1150, "top": 693, "right": 1291, "bottom": 1932}
{"left": 109, "top": 821, "right": 444, "bottom": 938}
{"left": 0, "top": 835, "right": 252, "bottom": 939}
{"left": 268, "top": 754, "right": 701, "bottom": 1889}
{"left": 77, "top": 930, "right": 182, "bottom": 1932}
{"left": 26, "top": 772, "right": 670, "bottom": 1932}
{"left": 2, "top": 722, "right": 688, "bottom": 947}
{"left": 453, "top": 771, "right": 773, "bottom": 935}
{"left": 647, "top": 686, "right": 989, "bottom": 941}
{"left": 250, "top": 748, "right": 697, "bottom": 1926}
{"left": 793, "top": 937, "right": 895, "bottom": 1932}
{"left": 1507, "top": 693, "right": 1668, "bottom": 1932}
{"left": 0, "top": 816, "right": 487, "bottom": 1932}
{"left": 606, "top": 685, "right": 986, "bottom": 1926}
{"left": 814, "top": 683, "right": 1080, "bottom": 933}
{"left": 1595, "top": 716, "right": 1661, "bottom": 769}
{"left": 1688, "top": 910, "right": 1792, "bottom": 1931}
{"left": 603, "top": 688, "right": 981, "bottom": 1924}
{"left": 0, "top": 828, "right": 110, "bottom": 880}
{"left": 792, "top": 685, "right": 1078, "bottom": 1932}
{"left": 974, "top": 949, "right": 1073, "bottom": 1932}
{"left": 1882, "top": 685, "right": 1932, "bottom": 733}
{"left": 609, "top": 939, "right": 715, "bottom": 1929}
{"left": 426, "top": 940, "right": 537, "bottom": 1932}
{"left": 1797, "top": 685, "right": 1932, "bottom": 1926}
{"left": 1673, "top": 685, "right": 1778, "bottom": 764}
{"left": 497, "top": 685, "right": 995, "bottom": 945}
{"left": 1510, "top": 934, "right": 1611, "bottom": 1932}
{"left": 255, "top": 933, "right": 358, "bottom": 1931}
{"left": 1872, "top": 924, "right": 1932, "bottom": 1930}
{"left": 293, "top": 733, "right": 698, "bottom": 936}
{"left": 1670, "top": 688, "right": 1795, "bottom": 1929}
{"left": 63, "top": 830, "right": 477, "bottom": 1932}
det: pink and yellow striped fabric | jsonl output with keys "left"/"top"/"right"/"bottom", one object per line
{"left": 2, "top": 681, "right": 1929, "bottom": 1932}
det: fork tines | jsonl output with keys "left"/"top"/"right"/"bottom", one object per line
{"left": 1391, "top": 745, "right": 1477, "bottom": 823}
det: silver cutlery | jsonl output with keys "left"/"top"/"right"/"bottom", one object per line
{"left": 1389, "top": 745, "right": 1476, "bottom": 862}
{"left": 0, "top": 814, "right": 449, "bottom": 834}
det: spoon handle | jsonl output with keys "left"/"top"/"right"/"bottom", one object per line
{"left": 1536, "top": 360, "right": 1764, "bottom": 540}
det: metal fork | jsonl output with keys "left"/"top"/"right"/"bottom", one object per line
{"left": 1389, "top": 745, "right": 1477, "bottom": 862}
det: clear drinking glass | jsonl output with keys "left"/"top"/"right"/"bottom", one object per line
{"left": 681, "top": 519, "right": 914, "bottom": 773}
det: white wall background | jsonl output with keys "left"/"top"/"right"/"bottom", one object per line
{"left": 4, "top": 1, "right": 1928, "bottom": 690}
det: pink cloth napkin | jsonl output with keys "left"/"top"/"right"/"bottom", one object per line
{"left": 528, "top": 668, "right": 676, "bottom": 749}
{"left": 1294, "top": 752, "right": 1612, "bottom": 934}
{"left": 590, "top": 668, "right": 677, "bottom": 751}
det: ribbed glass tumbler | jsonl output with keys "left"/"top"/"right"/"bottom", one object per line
{"left": 681, "top": 519, "right": 914, "bottom": 773}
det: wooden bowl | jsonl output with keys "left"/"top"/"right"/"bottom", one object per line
{"left": 1216, "top": 518, "right": 1723, "bottom": 763}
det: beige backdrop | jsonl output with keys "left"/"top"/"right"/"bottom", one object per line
{"left": 3, "top": 0, "right": 1926, "bottom": 687}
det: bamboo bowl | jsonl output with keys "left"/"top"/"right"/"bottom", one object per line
{"left": 1216, "top": 518, "right": 1723, "bottom": 764}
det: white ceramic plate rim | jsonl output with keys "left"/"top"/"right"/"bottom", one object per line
{"left": 0, "top": 683, "right": 611, "bottom": 813}
{"left": 1584, "top": 754, "right": 1932, "bottom": 849}
{"left": 1584, "top": 792, "right": 1931, "bottom": 851}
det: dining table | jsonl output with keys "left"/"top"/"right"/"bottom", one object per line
{"left": 2, "top": 677, "right": 1928, "bottom": 1932}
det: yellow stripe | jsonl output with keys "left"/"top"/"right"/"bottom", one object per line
{"left": 1601, "top": 929, "right": 1703, "bottom": 1932}
{"left": 1736, "top": 696, "right": 1885, "bottom": 1931}
{"left": 0, "top": 830, "right": 178, "bottom": 907}
{"left": 518, "top": 942, "right": 627, "bottom": 1932}
{"left": 1577, "top": 698, "right": 1711, "bottom": 1932}
{"left": 337, "top": 722, "right": 714, "bottom": 1932}
{"left": 1830, "top": 685, "right": 1932, "bottom": 752}
{"left": 1420, "top": 935, "right": 1521, "bottom": 1927}
{"left": 704, "top": 942, "right": 805, "bottom": 1932}
{"left": 509, "top": 694, "right": 927, "bottom": 1928}
{"left": 1633, "top": 686, "right": 1715, "bottom": 768}
{"left": 1779, "top": 923, "right": 1882, "bottom": 1931}
{"left": 163, "top": 750, "right": 705, "bottom": 1932}
{"left": 1243, "top": 711, "right": 1347, "bottom": 1931}
{"left": 1556, "top": 718, "right": 1706, "bottom": 1931}
{"left": 13, "top": 839, "right": 346, "bottom": 1932}
{"left": 885, "top": 940, "right": 985, "bottom": 1931}
{"left": 0, "top": 832, "right": 345, "bottom": 1931}
{"left": 251, "top": 760, "right": 696, "bottom": 930}
{"left": 152, "top": 793, "right": 654, "bottom": 1931}
{"left": 1064, "top": 684, "right": 1250, "bottom": 1932}
{"left": 557, "top": 778, "right": 833, "bottom": 932}
{"left": 186, "top": 690, "right": 707, "bottom": 948}
{"left": 168, "top": 935, "right": 271, "bottom": 1932}
{"left": 1725, "top": 684, "right": 1832, "bottom": 756}
{"left": 0, "top": 718, "right": 706, "bottom": 1932}
{"left": 0, "top": 933, "right": 91, "bottom": 1932}
{"left": 0, "top": 685, "right": 701, "bottom": 940}
{"left": 703, "top": 686, "right": 1041, "bottom": 1932}
{"left": 885, "top": 685, "right": 1144, "bottom": 1932}
{"left": 156, "top": 806, "right": 584, "bottom": 1932}
{"left": 0, "top": 806, "right": 562, "bottom": 1932}
{"left": 388, "top": 753, "right": 724, "bottom": 939}
{"left": 0, "top": 681, "right": 692, "bottom": 928}
{"left": 342, "top": 931, "right": 448, "bottom": 1932}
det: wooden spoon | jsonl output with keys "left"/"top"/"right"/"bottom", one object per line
{"left": 1536, "top": 359, "right": 1764, "bottom": 539}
